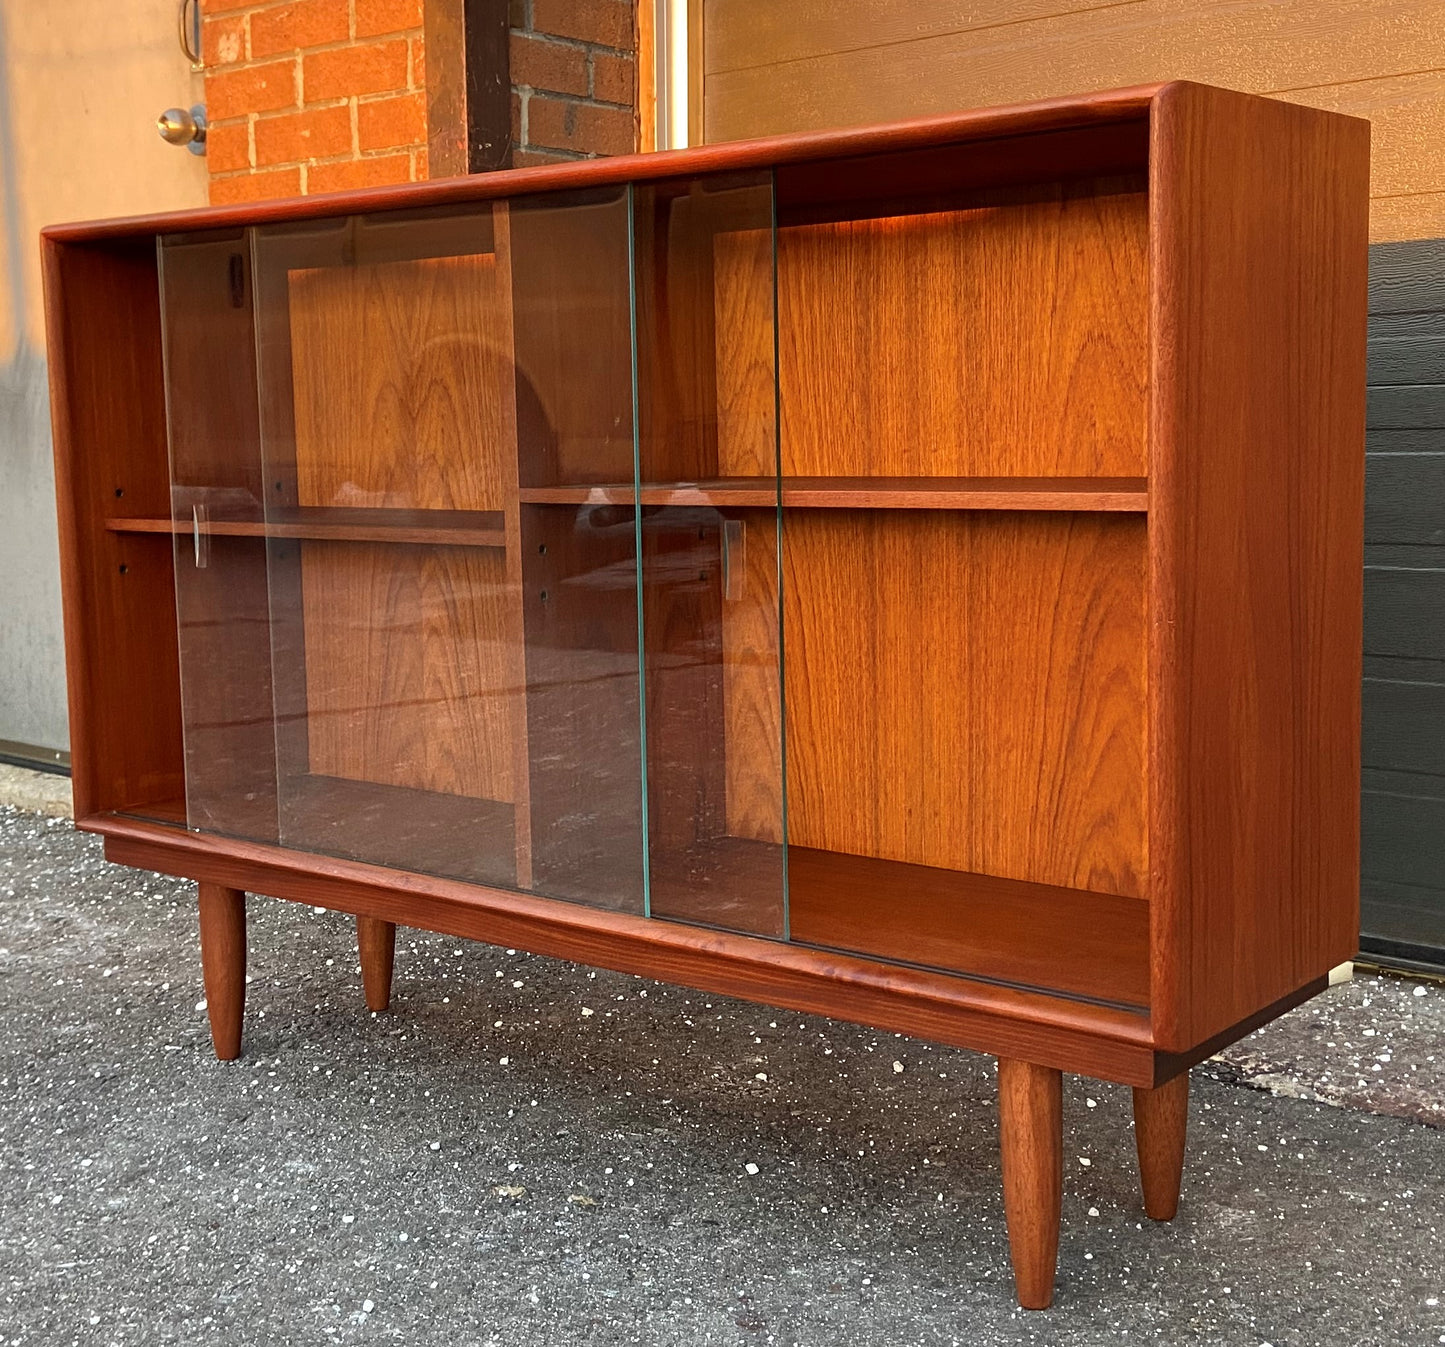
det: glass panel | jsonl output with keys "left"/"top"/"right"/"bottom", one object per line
{"left": 509, "top": 188, "right": 645, "bottom": 910}
{"left": 159, "top": 229, "right": 279, "bottom": 841}
{"left": 244, "top": 193, "right": 643, "bottom": 908}
{"left": 632, "top": 172, "right": 785, "bottom": 937}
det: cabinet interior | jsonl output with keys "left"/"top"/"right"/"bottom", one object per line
{"left": 102, "top": 122, "right": 1154, "bottom": 1010}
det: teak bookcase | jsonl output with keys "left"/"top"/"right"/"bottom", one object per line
{"left": 43, "top": 82, "right": 1368, "bottom": 1308}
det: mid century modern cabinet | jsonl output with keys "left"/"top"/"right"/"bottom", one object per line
{"left": 43, "top": 82, "right": 1368, "bottom": 1308}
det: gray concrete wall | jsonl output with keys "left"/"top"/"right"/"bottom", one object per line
{"left": 0, "top": 2, "right": 65, "bottom": 753}
{"left": 0, "top": 343, "right": 66, "bottom": 752}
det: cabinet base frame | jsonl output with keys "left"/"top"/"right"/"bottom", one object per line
{"left": 97, "top": 812, "right": 1323, "bottom": 1088}
{"left": 109, "top": 815, "right": 1307, "bottom": 1310}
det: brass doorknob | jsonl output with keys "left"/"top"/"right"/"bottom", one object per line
{"left": 157, "top": 104, "right": 207, "bottom": 155}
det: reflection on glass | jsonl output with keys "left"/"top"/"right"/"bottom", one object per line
{"left": 159, "top": 229, "right": 279, "bottom": 841}
{"left": 159, "top": 180, "right": 782, "bottom": 932}
{"left": 633, "top": 172, "right": 786, "bottom": 938}
{"left": 156, "top": 195, "right": 645, "bottom": 910}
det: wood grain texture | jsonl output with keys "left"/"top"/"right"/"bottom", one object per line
{"left": 1132, "top": 1070, "right": 1188, "bottom": 1220}
{"left": 714, "top": 226, "right": 776, "bottom": 478}
{"left": 198, "top": 882, "right": 246, "bottom": 1061}
{"left": 106, "top": 509, "right": 507, "bottom": 547}
{"left": 43, "top": 87, "right": 1163, "bottom": 243}
{"left": 276, "top": 775, "right": 517, "bottom": 888}
{"left": 783, "top": 510, "right": 1148, "bottom": 897}
{"left": 356, "top": 915, "right": 397, "bottom": 1012}
{"left": 997, "top": 1058, "right": 1063, "bottom": 1311}
{"left": 774, "top": 122, "right": 1150, "bottom": 228}
{"left": 41, "top": 237, "right": 184, "bottom": 818}
{"left": 776, "top": 182, "right": 1148, "bottom": 478}
{"left": 299, "top": 542, "right": 519, "bottom": 803}
{"left": 1148, "top": 84, "right": 1368, "bottom": 1050}
{"left": 790, "top": 847, "right": 1148, "bottom": 1004}
{"left": 93, "top": 814, "right": 1161, "bottom": 1083}
{"left": 46, "top": 86, "right": 1368, "bottom": 1112}
{"left": 722, "top": 511, "right": 784, "bottom": 845}
{"left": 287, "top": 252, "right": 510, "bottom": 512}
{"left": 519, "top": 479, "right": 1149, "bottom": 510}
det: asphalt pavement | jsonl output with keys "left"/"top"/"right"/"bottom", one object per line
{"left": 1, "top": 797, "right": 1442, "bottom": 1346}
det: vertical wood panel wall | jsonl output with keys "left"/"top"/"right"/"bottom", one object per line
{"left": 700, "top": 0, "right": 1444, "bottom": 243}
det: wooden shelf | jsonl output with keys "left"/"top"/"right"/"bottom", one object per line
{"left": 648, "top": 836, "right": 1148, "bottom": 1007}
{"left": 105, "top": 507, "right": 508, "bottom": 548}
{"left": 519, "top": 476, "right": 1148, "bottom": 511}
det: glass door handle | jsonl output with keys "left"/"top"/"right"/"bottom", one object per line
{"left": 192, "top": 503, "right": 210, "bottom": 569}
{"left": 722, "top": 518, "right": 744, "bottom": 601}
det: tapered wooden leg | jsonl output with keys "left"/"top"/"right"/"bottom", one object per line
{"left": 1133, "top": 1070, "right": 1189, "bottom": 1221}
{"left": 997, "top": 1057, "right": 1063, "bottom": 1310}
{"left": 357, "top": 916, "right": 396, "bottom": 1012}
{"left": 198, "top": 883, "right": 246, "bottom": 1061}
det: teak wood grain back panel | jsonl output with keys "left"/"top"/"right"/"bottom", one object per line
{"left": 775, "top": 180, "right": 1148, "bottom": 478}
{"left": 1148, "top": 84, "right": 1368, "bottom": 1049}
{"left": 299, "top": 541, "right": 518, "bottom": 802}
{"left": 287, "top": 253, "right": 509, "bottom": 511}
{"left": 714, "top": 227, "right": 776, "bottom": 479}
{"left": 783, "top": 510, "right": 1147, "bottom": 898}
{"left": 722, "top": 509, "right": 784, "bottom": 843}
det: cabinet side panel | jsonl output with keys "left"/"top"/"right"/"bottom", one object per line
{"left": 1149, "top": 85, "right": 1369, "bottom": 1051}
{"left": 42, "top": 238, "right": 184, "bottom": 817}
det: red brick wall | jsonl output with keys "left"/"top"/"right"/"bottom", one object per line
{"left": 202, "top": 0, "right": 428, "bottom": 203}
{"left": 200, "top": 0, "right": 638, "bottom": 200}
{"left": 509, "top": 0, "right": 637, "bottom": 165}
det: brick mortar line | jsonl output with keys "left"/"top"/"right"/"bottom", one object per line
{"left": 204, "top": 28, "right": 422, "bottom": 74}
{"left": 510, "top": 27, "right": 636, "bottom": 60}
{"left": 221, "top": 139, "right": 425, "bottom": 176}
{"left": 525, "top": 91, "right": 636, "bottom": 113}
{"left": 204, "top": 0, "right": 422, "bottom": 34}
{"left": 212, "top": 84, "right": 420, "bottom": 133}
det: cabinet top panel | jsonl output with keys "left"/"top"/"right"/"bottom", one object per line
{"left": 39, "top": 82, "right": 1206, "bottom": 244}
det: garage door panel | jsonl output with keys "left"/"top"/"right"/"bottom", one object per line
{"left": 1363, "top": 559, "right": 1445, "bottom": 660}
{"left": 1364, "top": 677, "right": 1445, "bottom": 775}
{"left": 1366, "top": 453, "right": 1445, "bottom": 545}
